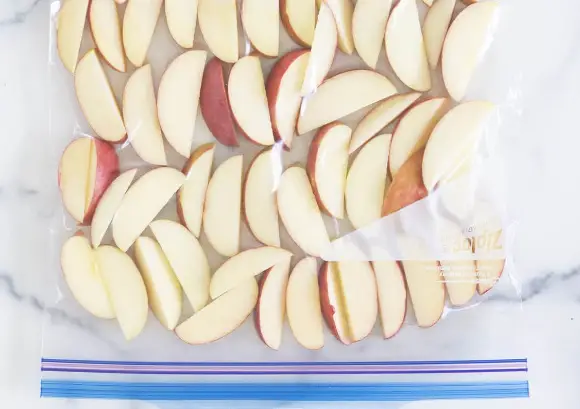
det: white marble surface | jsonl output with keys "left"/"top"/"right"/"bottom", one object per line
{"left": 2, "top": 0, "right": 580, "bottom": 407}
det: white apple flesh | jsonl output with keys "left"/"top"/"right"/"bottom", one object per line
{"left": 440, "top": 258, "right": 477, "bottom": 307}
{"left": 401, "top": 260, "right": 445, "bottom": 328}
{"left": 286, "top": 257, "right": 324, "bottom": 350}
{"left": 242, "top": 0, "right": 279, "bottom": 57}
{"left": 123, "top": 64, "right": 167, "bottom": 165}
{"left": 280, "top": 0, "right": 316, "bottom": 47}
{"left": 277, "top": 167, "right": 330, "bottom": 257}
{"left": 203, "top": 155, "right": 243, "bottom": 257}
{"left": 123, "top": 0, "right": 163, "bottom": 67}
{"left": 352, "top": 0, "right": 393, "bottom": 69}
{"left": 423, "top": 0, "right": 456, "bottom": 69}
{"left": 112, "top": 167, "right": 186, "bottom": 252}
{"left": 198, "top": 0, "right": 239, "bottom": 63}
{"left": 324, "top": 0, "right": 355, "bottom": 54}
{"left": 61, "top": 233, "right": 115, "bottom": 319}
{"left": 165, "top": 0, "right": 199, "bottom": 49}
{"left": 372, "top": 261, "right": 406, "bottom": 339}
{"left": 150, "top": 220, "right": 210, "bottom": 312}
{"left": 89, "top": 0, "right": 125, "bottom": 72}
{"left": 57, "top": 0, "right": 89, "bottom": 73}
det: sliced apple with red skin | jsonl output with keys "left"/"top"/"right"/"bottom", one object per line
{"left": 242, "top": 0, "right": 279, "bottom": 58}
{"left": 301, "top": 3, "right": 337, "bottom": 96}
{"left": 266, "top": 50, "right": 310, "bottom": 149}
{"left": 165, "top": 0, "right": 199, "bottom": 49}
{"left": 422, "top": 101, "right": 495, "bottom": 191}
{"left": 385, "top": 0, "right": 431, "bottom": 91}
{"left": 423, "top": 0, "right": 456, "bottom": 69}
{"left": 440, "top": 257, "right": 477, "bottom": 307}
{"left": 203, "top": 155, "right": 243, "bottom": 257}
{"left": 280, "top": 0, "right": 316, "bottom": 47}
{"left": 320, "top": 261, "right": 378, "bottom": 344}
{"left": 243, "top": 149, "right": 281, "bottom": 247}
{"left": 177, "top": 144, "right": 215, "bottom": 238}
{"left": 210, "top": 247, "right": 292, "bottom": 299}
{"left": 350, "top": 92, "right": 420, "bottom": 154}
{"left": 255, "top": 257, "right": 292, "bottom": 350}
{"left": 75, "top": 50, "right": 126, "bottom": 143}
{"left": 287, "top": 257, "right": 324, "bottom": 350}
{"left": 134, "top": 237, "right": 183, "bottom": 330}
{"left": 90, "top": 0, "right": 125, "bottom": 72}
{"left": 176, "top": 279, "right": 258, "bottom": 345}
{"left": 58, "top": 137, "right": 119, "bottom": 225}
{"left": 158, "top": 51, "right": 207, "bottom": 158}
{"left": 96, "top": 245, "right": 149, "bottom": 340}
{"left": 382, "top": 149, "right": 427, "bottom": 217}
{"left": 112, "top": 167, "right": 186, "bottom": 252}
{"left": 61, "top": 233, "right": 115, "bottom": 319}
{"left": 352, "top": 0, "right": 392, "bottom": 69}
{"left": 123, "top": 65, "right": 167, "bottom": 165}
{"left": 400, "top": 260, "right": 445, "bottom": 328}
{"left": 200, "top": 58, "right": 238, "bottom": 147}
{"left": 91, "top": 168, "right": 138, "bottom": 247}
{"left": 228, "top": 56, "right": 275, "bottom": 146}
{"left": 123, "top": 0, "right": 163, "bottom": 68}
{"left": 324, "top": 0, "right": 355, "bottom": 54}
{"left": 307, "top": 123, "right": 351, "bottom": 219}
{"left": 389, "top": 98, "right": 451, "bottom": 178}
{"left": 150, "top": 220, "right": 210, "bottom": 312}
{"left": 372, "top": 261, "right": 406, "bottom": 339}
{"left": 442, "top": 2, "right": 499, "bottom": 101}
{"left": 198, "top": 0, "right": 239, "bottom": 63}
{"left": 298, "top": 70, "right": 397, "bottom": 135}
{"left": 56, "top": 0, "right": 89, "bottom": 73}
{"left": 345, "top": 133, "right": 391, "bottom": 229}
{"left": 278, "top": 167, "right": 330, "bottom": 257}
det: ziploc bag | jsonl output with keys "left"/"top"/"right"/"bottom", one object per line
{"left": 42, "top": 0, "right": 530, "bottom": 403}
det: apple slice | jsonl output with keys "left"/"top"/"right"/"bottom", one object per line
{"left": 422, "top": 101, "right": 495, "bottom": 191}
{"left": 58, "top": 137, "right": 119, "bottom": 225}
{"left": 349, "top": 92, "right": 420, "bottom": 154}
{"left": 382, "top": 149, "right": 427, "bottom": 216}
{"left": 91, "top": 168, "right": 138, "bottom": 247}
{"left": 176, "top": 279, "right": 258, "bottom": 345}
{"left": 228, "top": 56, "right": 275, "bottom": 146}
{"left": 112, "top": 167, "right": 185, "bottom": 251}
{"left": 158, "top": 51, "right": 207, "bottom": 157}
{"left": 423, "top": 0, "right": 456, "bottom": 69}
{"left": 298, "top": 70, "right": 397, "bottom": 135}
{"left": 75, "top": 50, "right": 126, "bottom": 143}
{"left": 134, "top": 237, "right": 182, "bottom": 330}
{"left": 352, "top": 0, "right": 392, "bottom": 69}
{"left": 324, "top": 0, "right": 355, "bottom": 54}
{"left": 389, "top": 98, "right": 451, "bottom": 178}
{"left": 345, "top": 133, "right": 391, "bottom": 229}
{"left": 203, "top": 155, "right": 243, "bottom": 257}
{"left": 123, "top": 0, "right": 163, "bottom": 67}
{"left": 278, "top": 167, "right": 330, "bottom": 257}
{"left": 210, "top": 247, "right": 292, "bottom": 299}
{"left": 255, "top": 257, "right": 292, "bottom": 350}
{"left": 165, "top": 0, "right": 199, "bottom": 49}
{"left": 61, "top": 233, "right": 115, "bottom": 319}
{"left": 422, "top": 0, "right": 434, "bottom": 5}
{"left": 401, "top": 260, "right": 445, "bottom": 328}
{"left": 307, "top": 123, "right": 351, "bottom": 219}
{"left": 266, "top": 50, "right": 310, "bottom": 149}
{"left": 242, "top": 0, "right": 279, "bottom": 58}
{"left": 177, "top": 144, "right": 215, "bottom": 237}
{"left": 56, "top": 0, "right": 89, "bottom": 73}
{"left": 280, "top": 0, "right": 316, "bottom": 47}
{"left": 243, "top": 149, "right": 281, "bottom": 247}
{"left": 385, "top": 0, "right": 431, "bottom": 91}
{"left": 200, "top": 58, "right": 238, "bottom": 147}
{"left": 96, "top": 245, "right": 149, "bottom": 340}
{"left": 90, "top": 0, "right": 125, "bottom": 72}
{"left": 150, "top": 220, "right": 210, "bottom": 312}
{"left": 286, "top": 257, "right": 324, "bottom": 349}
{"left": 440, "top": 258, "right": 477, "bottom": 306}
{"left": 123, "top": 65, "right": 167, "bottom": 165}
{"left": 477, "top": 258, "right": 505, "bottom": 295}
{"left": 300, "top": 3, "right": 337, "bottom": 96}
{"left": 442, "top": 1, "right": 498, "bottom": 101}
{"left": 320, "top": 261, "right": 378, "bottom": 344}
{"left": 372, "top": 261, "right": 406, "bottom": 339}
{"left": 198, "top": 0, "right": 239, "bottom": 63}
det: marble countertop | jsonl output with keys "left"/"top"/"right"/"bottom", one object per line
{"left": 3, "top": 0, "right": 580, "bottom": 407}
